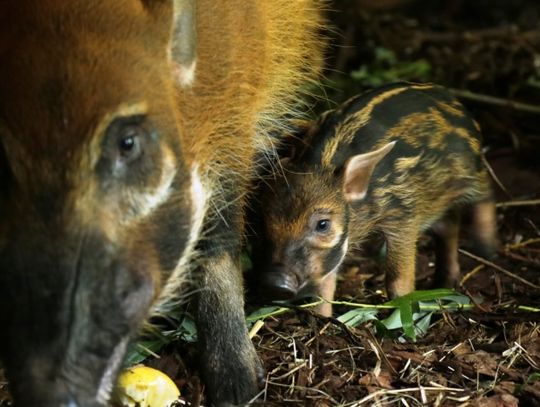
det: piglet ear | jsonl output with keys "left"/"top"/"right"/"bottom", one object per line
{"left": 170, "top": 0, "right": 197, "bottom": 87}
{"left": 343, "top": 141, "right": 396, "bottom": 202}
{"left": 277, "top": 119, "right": 314, "bottom": 161}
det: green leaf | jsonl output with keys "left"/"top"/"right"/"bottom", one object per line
{"left": 526, "top": 373, "right": 540, "bottom": 384}
{"left": 373, "top": 319, "right": 393, "bottom": 338}
{"left": 399, "top": 298, "right": 415, "bottom": 341}
{"left": 381, "top": 308, "right": 402, "bottom": 330}
{"left": 246, "top": 306, "right": 284, "bottom": 323}
{"left": 380, "top": 289, "right": 468, "bottom": 341}
{"left": 350, "top": 47, "right": 432, "bottom": 87}
{"left": 337, "top": 308, "right": 378, "bottom": 327}
{"left": 383, "top": 289, "right": 464, "bottom": 306}
{"left": 178, "top": 316, "right": 198, "bottom": 342}
{"left": 240, "top": 251, "right": 253, "bottom": 272}
{"left": 414, "top": 312, "right": 433, "bottom": 337}
{"left": 124, "top": 339, "right": 168, "bottom": 366}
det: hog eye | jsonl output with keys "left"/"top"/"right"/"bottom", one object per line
{"left": 315, "top": 219, "right": 331, "bottom": 234}
{"left": 118, "top": 125, "right": 143, "bottom": 162}
{"left": 98, "top": 115, "right": 159, "bottom": 181}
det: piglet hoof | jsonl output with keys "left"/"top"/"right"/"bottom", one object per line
{"left": 470, "top": 240, "right": 497, "bottom": 260}
{"left": 202, "top": 339, "right": 264, "bottom": 406}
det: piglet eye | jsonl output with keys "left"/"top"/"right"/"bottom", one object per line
{"left": 315, "top": 219, "right": 331, "bottom": 233}
{"left": 118, "top": 125, "right": 143, "bottom": 162}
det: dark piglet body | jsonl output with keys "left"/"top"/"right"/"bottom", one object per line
{"left": 254, "top": 83, "right": 496, "bottom": 316}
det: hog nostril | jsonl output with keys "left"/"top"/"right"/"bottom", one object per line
{"left": 261, "top": 271, "right": 298, "bottom": 301}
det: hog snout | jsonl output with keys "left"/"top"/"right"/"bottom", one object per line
{"left": 260, "top": 266, "right": 301, "bottom": 300}
{"left": 0, "top": 226, "right": 157, "bottom": 407}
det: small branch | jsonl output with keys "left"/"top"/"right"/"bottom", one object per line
{"left": 448, "top": 88, "right": 540, "bottom": 115}
{"left": 482, "top": 155, "right": 510, "bottom": 197}
{"left": 248, "top": 320, "right": 265, "bottom": 339}
{"left": 506, "top": 238, "right": 540, "bottom": 250}
{"left": 499, "top": 249, "right": 540, "bottom": 270}
{"left": 329, "top": 299, "right": 395, "bottom": 309}
{"left": 458, "top": 249, "right": 540, "bottom": 290}
{"left": 350, "top": 385, "right": 466, "bottom": 406}
{"left": 460, "top": 264, "right": 485, "bottom": 285}
{"left": 496, "top": 199, "right": 540, "bottom": 208}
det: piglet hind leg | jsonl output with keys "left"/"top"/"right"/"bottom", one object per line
{"left": 196, "top": 200, "right": 263, "bottom": 406}
{"left": 431, "top": 209, "right": 461, "bottom": 289}
{"left": 470, "top": 200, "right": 498, "bottom": 259}
{"left": 384, "top": 228, "right": 419, "bottom": 298}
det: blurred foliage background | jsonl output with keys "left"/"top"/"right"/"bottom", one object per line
{"left": 315, "top": 0, "right": 540, "bottom": 163}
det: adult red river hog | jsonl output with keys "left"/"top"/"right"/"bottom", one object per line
{"left": 0, "top": 1, "right": 324, "bottom": 406}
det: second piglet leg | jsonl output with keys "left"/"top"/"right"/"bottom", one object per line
{"left": 431, "top": 210, "right": 461, "bottom": 289}
{"left": 317, "top": 270, "right": 337, "bottom": 317}
{"left": 384, "top": 227, "right": 419, "bottom": 298}
{"left": 470, "top": 200, "right": 497, "bottom": 259}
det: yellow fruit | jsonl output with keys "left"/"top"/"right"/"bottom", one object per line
{"left": 113, "top": 365, "right": 180, "bottom": 407}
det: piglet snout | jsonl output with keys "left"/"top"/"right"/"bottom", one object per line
{"left": 261, "top": 267, "right": 299, "bottom": 300}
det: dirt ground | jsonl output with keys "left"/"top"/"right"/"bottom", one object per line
{"left": 1, "top": 1, "right": 539, "bottom": 406}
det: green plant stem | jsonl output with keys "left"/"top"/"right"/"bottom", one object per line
{"left": 248, "top": 298, "right": 540, "bottom": 323}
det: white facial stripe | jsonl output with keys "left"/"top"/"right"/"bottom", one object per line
{"left": 96, "top": 337, "right": 129, "bottom": 404}
{"left": 322, "top": 238, "right": 349, "bottom": 280}
{"left": 327, "top": 230, "right": 345, "bottom": 248}
{"left": 158, "top": 165, "right": 209, "bottom": 303}
{"left": 186, "top": 165, "right": 208, "bottom": 257}
{"left": 309, "top": 227, "right": 344, "bottom": 249}
{"left": 134, "top": 149, "right": 177, "bottom": 218}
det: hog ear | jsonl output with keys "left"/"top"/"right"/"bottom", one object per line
{"left": 343, "top": 141, "right": 396, "bottom": 202}
{"left": 170, "top": 0, "right": 197, "bottom": 87}
{"left": 279, "top": 157, "right": 292, "bottom": 167}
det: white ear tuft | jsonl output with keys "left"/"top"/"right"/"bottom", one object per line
{"left": 170, "top": 0, "right": 197, "bottom": 87}
{"left": 172, "top": 59, "right": 197, "bottom": 87}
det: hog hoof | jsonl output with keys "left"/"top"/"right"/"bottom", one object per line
{"left": 203, "top": 341, "right": 264, "bottom": 406}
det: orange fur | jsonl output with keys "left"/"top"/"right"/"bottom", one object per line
{"left": 0, "top": 1, "right": 325, "bottom": 405}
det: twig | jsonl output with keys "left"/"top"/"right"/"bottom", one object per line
{"left": 136, "top": 343, "right": 161, "bottom": 359}
{"left": 448, "top": 88, "right": 540, "bottom": 115}
{"left": 329, "top": 299, "right": 395, "bottom": 309}
{"left": 265, "top": 381, "right": 339, "bottom": 405}
{"left": 364, "top": 326, "right": 398, "bottom": 375}
{"left": 458, "top": 249, "right": 540, "bottom": 290}
{"left": 482, "top": 155, "right": 510, "bottom": 197}
{"left": 345, "top": 385, "right": 466, "bottom": 406}
{"left": 496, "top": 199, "right": 540, "bottom": 208}
{"left": 271, "top": 361, "right": 308, "bottom": 381}
{"left": 460, "top": 264, "right": 485, "bottom": 285}
{"left": 499, "top": 250, "right": 540, "bottom": 269}
{"left": 463, "top": 288, "right": 491, "bottom": 312}
{"left": 249, "top": 319, "right": 265, "bottom": 339}
{"left": 506, "top": 237, "right": 540, "bottom": 250}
